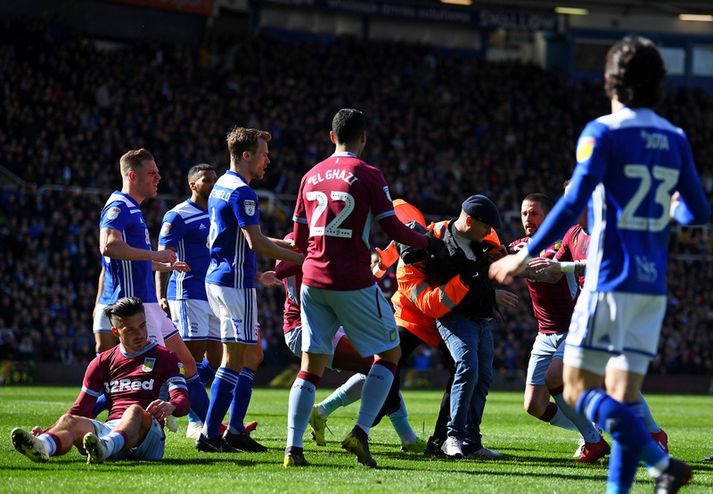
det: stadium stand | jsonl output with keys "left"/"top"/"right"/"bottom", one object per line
{"left": 0, "top": 19, "right": 711, "bottom": 377}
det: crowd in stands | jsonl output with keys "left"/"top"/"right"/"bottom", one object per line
{"left": 0, "top": 20, "right": 711, "bottom": 376}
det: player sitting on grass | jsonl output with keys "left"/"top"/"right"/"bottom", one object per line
{"left": 11, "top": 297, "right": 190, "bottom": 464}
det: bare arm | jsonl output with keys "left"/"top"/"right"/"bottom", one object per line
{"left": 267, "top": 237, "right": 295, "bottom": 250}
{"left": 242, "top": 224, "right": 304, "bottom": 264}
{"left": 100, "top": 227, "right": 176, "bottom": 263}
{"left": 155, "top": 246, "right": 176, "bottom": 313}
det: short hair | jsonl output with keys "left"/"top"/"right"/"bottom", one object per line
{"left": 523, "top": 193, "right": 553, "bottom": 213}
{"left": 604, "top": 36, "right": 666, "bottom": 108}
{"left": 103, "top": 297, "right": 145, "bottom": 326}
{"left": 119, "top": 148, "right": 154, "bottom": 176}
{"left": 226, "top": 127, "right": 271, "bottom": 163}
{"left": 188, "top": 163, "right": 215, "bottom": 181}
{"left": 332, "top": 109, "right": 366, "bottom": 145}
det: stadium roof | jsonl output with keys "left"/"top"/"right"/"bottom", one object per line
{"left": 413, "top": 1, "right": 713, "bottom": 17}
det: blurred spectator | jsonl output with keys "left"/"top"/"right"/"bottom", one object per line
{"left": 0, "top": 20, "right": 710, "bottom": 376}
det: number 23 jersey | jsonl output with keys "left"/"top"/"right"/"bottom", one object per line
{"left": 573, "top": 107, "right": 708, "bottom": 295}
{"left": 293, "top": 152, "right": 396, "bottom": 291}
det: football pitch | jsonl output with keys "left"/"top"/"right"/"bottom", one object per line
{"left": 1, "top": 387, "right": 711, "bottom": 493}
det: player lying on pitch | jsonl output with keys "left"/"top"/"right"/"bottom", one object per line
{"left": 11, "top": 297, "right": 190, "bottom": 464}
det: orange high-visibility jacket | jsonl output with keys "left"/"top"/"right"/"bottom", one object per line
{"left": 390, "top": 220, "right": 470, "bottom": 347}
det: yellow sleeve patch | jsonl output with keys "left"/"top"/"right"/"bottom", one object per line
{"left": 576, "top": 136, "right": 596, "bottom": 163}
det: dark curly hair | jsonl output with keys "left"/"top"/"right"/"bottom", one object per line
{"left": 604, "top": 36, "right": 666, "bottom": 108}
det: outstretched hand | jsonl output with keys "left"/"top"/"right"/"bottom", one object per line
{"left": 488, "top": 252, "right": 528, "bottom": 284}
{"left": 258, "top": 270, "right": 281, "bottom": 287}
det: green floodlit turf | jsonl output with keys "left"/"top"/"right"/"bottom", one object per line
{"left": 1, "top": 387, "right": 711, "bottom": 493}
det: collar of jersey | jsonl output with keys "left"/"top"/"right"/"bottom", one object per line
{"left": 115, "top": 191, "right": 140, "bottom": 208}
{"left": 187, "top": 198, "right": 207, "bottom": 212}
{"left": 331, "top": 151, "right": 357, "bottom": 158}
{"left": 119, "top": 340, "right": 158, "bottom": 359}
{"left": 226, "top": 169, "right": 248, "bottom": 182}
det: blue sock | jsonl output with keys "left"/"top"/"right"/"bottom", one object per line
{"left": 286, "top": 375, "right": 317, "bottom": 449}
{"left": 604, "top": 401, "right": 648, "bottom": 493}
{"left": 187, "top": 409, "right": 201, "bottom": 425}
{"left": 638, "top": 394, "right": 660, "bottom": 434}
{"left": 204, "top": 367, "right": 239, "bottom": 438}
{"left": 318, "top": 373, "right": 365, "bottom": 417}
{"left": 578, "top": 388, "right": 668, "bottom": 475}
{"left": 104, "top": 430, "right": 126, "bottom": 457}
{"left": 228, "top": 367, "right": 255, "bottom": 433}
{"left": 92, "top": 393, "right": 109, "bottom": 417}
{"left": 199, "top": 358, "right": 217, "bottom": 386}
{"left": 356, "top": 362, "right": 395, "bottom": 434}
{"left": 388, "top": 394, "right": 417, "bottom": 444}
{"left": 186, "top": 373, "right": 210, "bottom": 423}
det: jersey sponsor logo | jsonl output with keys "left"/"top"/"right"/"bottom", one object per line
{"left": 576, "top": 136, "right": 595, "bottom": 163}
{"left": 105, "top": 378, "right": 155, "bottom": 393}
{"left": 244, "top": 200, "right": 256, "bottom": 216}
{"left": 141, "top": 357, "right": 156, "bottom": 373}
{"left": 160, "top": 222, "right": 172, "bottom": 237}
{"left": 635, "top": 255, "right": 658, "bottom": 283}
{"left": 106, "top": 207, "right": 122, "bottom": 221}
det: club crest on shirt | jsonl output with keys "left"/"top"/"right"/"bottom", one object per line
{"left": 106, "top": 207, "right": 121, "bottom": 221}
{"left": 160, "top": 222, "right": 171, "bottom": 237}
{"left": 244, "top": 200, "right": 256, "bottom": 217}
{"left": 142, "top": 357, "right": 156, "bottom": 373}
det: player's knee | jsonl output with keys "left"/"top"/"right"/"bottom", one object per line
{"left": 524, "top": 399, "right": 545, "bottom": 417}
{"left": 57, "top": 413, "right": 80, "bottom": 427}
{"left": 563, "top": 387, "right": 580, "bottom": 409}
{"left": 244, "top": 345, "right": 263, "bottom": 370}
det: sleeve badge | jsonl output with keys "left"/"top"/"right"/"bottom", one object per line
{"left": 576, "top": 137, "right": 596, "bottom": 163}
{"left": 244, "top": 200, "right": 256, "bottom": 217}
{"left": 106, "top": 206, "right": 122, "bottom": 221}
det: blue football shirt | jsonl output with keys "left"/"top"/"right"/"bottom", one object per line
{"left": 159, "top": 199, "right": 210, "bottom": 301}
{"left": 527, "top": 107, "right": 710, "bottom": 295}
{"left": 205, "top": 170, "right": 260, "bottom": 289}
{"left": 99, "top": 191, "right": 157, "bottom": 303}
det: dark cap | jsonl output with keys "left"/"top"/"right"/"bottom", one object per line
{"left": 461, "top": 194, "right": 502, "bottom": 228}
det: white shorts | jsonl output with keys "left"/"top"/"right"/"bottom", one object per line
{"left": 144, "top": 303, "right": 180, "bottom": 347}
{"left": 92, "top": 304, "right": 113, "bottom": 334}
{"left": 300, "top": 284, "right": 399, "bottom": 358}
{"left": 284, "top": 325, "right": 346, "bottom": 368}
{"left": 168, "top": 299, "right": 220, "bottom": 342}
{"left": 206, "top": 284, "right": 259, "bottom": 344}
{"left": 564, "top": 290, "right": 666, "bottom": 375}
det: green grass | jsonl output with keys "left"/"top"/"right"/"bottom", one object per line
{"left": 1, "top": 387, "right": 711, "bottom": 493}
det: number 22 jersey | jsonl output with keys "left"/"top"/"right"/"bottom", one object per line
{"left": 293, "top": 152, "right": 396, "bottom": 291}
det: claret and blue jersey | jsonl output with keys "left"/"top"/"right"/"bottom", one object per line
{"left": 205, "top": 170, "right": 260, "bottom": 289}
{"left": 99, "top": 191, "right": 157, "bottom": 303}
{"left": 159, "top": 199, "right": 210, "bottom": 301}
{"left": 527, "top": 107, "right": 710, "bottom": 295}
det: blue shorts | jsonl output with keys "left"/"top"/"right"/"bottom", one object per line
{"left": 90, "top": 417, "right": 165, "bottom": 461}
{"left": 526, "top": 332, "right": 567, "bottom": 385}
{"left": 300, "top": 284, "right": 399, "bottom": 358}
